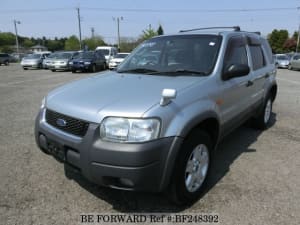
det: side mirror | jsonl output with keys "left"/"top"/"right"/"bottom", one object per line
{"left": 222, "top": 64, "right": 250, "bottom": 81}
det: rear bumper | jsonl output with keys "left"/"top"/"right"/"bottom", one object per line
{"left": 35, "top": 108, "right": 183, "bottom": 192}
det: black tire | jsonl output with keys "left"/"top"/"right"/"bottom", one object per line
{"left": 252, "top": 95, "right": 273, "bottom": 129}
{"left": 103, "top": 62, "right": 107, "bottom": 70}
{"left": 51, "top": 69, "right": 56, "bottom": 72}
{"left": 91, "top": 64, "right": 97, "bottom": 73}
{"left": 5, "top": 60, "right": 9, "bottom": 66}
{"left": 288, "top": 64, "right": 293, "bottom": 70}
{"left": 23, "top": 67, "right": 28, "bottom": 70}
{"left": 71, "top": 69, "right": 76, "bottom": 73}
{"left": 168, "top": 129, "right": 213, "bottom": 205}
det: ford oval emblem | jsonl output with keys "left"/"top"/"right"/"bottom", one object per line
{"left": 56, "top": 118, "right": 67, "bottom": 127}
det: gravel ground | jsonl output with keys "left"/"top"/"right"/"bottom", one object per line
{"left": 0, "top": 64, "right": 299, "bottom": 225}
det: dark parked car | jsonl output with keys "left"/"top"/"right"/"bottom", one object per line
{"left": 0, "top": 53, "right": 10, "bottom": 65}
{"left": 69, "top": 51, "right": 106, "bottom": 73}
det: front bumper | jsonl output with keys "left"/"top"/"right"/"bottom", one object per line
{"left": 48, "top": 64, "right": 69, "bottom": 70}
{"left": 70, "top": 64, "right": 91, "bottom": 71}
{"left": 21, "top": 62, "right": 40, "bottom": 68}
{"left": 35, "top": 108, "right": 182, "bottom": 192}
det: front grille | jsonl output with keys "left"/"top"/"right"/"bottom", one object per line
{"left": 45, "top": 109, "right": 89, "bottom": 137}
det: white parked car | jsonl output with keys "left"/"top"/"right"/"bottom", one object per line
{"left": 108, "top": 53, "right": 130, "bottom": 69}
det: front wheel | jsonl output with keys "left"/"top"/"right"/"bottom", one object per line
{"left": 168, "top": 129, "right": 212, "bottom": 205}
{"left": 91, "top": 64, "right": 97, "bottom": 73}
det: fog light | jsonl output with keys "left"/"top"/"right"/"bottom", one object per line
{"left": 119, "top": 178, "right": 134, "bottom": 187}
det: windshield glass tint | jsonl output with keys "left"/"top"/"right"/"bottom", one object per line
{"left": 56, "top": 52, "right": 73, "bottom": 59}
{"left": 115, "top": 53, "right": 129, "bottom": 58}
{"left": 74, "top": 52, "right": 94, "bottom": 59}
{"left": 97, "top": 49, "right": 109, "bottom": 56}
{"left": 277, "top": 55, "right": 289, "bottom": 60}
{"left": 117, "top": 35, "right": 222, "bottom": 75}
{"left": 26, "top": 54, "right": 41, "bottom": 59}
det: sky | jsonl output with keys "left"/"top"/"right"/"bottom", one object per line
{"left": 1, "top": 0, "right": 300, "bottom": 44}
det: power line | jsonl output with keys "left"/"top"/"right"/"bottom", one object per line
{"left": 0, "top": 7, "right": 298, "bottom": 14}
{"left": 78, "top": 7, "right": 299, "bottom": 13}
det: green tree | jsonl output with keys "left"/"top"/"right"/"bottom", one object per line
{"left": 140, "top": 25, "right": 158, "bottom": 41}
{"left": 64, "top": 35, "right": 80, "bottom": 50}
{"left": 157, "top": 24, "right": 164, "bottom": 35}
{"left": 23, "top": 39, "right": 35, "bottom": 48}
{"left": 268, "top": 29, "right": 289, "bottom": 53}
{"left": 119, "top": 37, "right": 139, "bottom": 52}
{"left": 0, "top": 32, "right": 16, "bottom": 46}
{"left": 82, "top": 36, "right": 106, "bottom": 50}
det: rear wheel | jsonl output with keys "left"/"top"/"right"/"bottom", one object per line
{"left": 23, "top": 67, "right": 28, "bottom": 70}
{"left": 252, "top": 95, "right": 273, "bottom": 129}
{"left": 168, "top": 129, "right": 212, "bottom": 205}
{"left": 51, "top": 69, "right": 56, "bottom": 72}
{"left": 71, "top": 69, "right": 76, "bottom": 73}
{"left": 4, "top": 60, "right": 9, "bottom": 66}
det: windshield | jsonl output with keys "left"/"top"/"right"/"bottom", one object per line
{"left": 46, "top": 53, "right": 57, "bottom": 58}
{"left": 56, "top": 52, "right": 73, "bottom": 59}
{"left": 277, "top": 55, "right": 289, "bottom": 60}
{"left": 25, "top": 54, "right": 42, "bottom": 59}
{"left": 117, "top": 35, "right": 222, "bottom": 76}
{"left": 73, "top": 51, "right": 94, "bottom": 59}
{"left": 97, "top": 49, "right": 109, "bottom": 56}
{"left": 115, "top": 53, "right": 129, "bottom": 58}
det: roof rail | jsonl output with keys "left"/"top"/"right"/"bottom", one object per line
{"left": 179, "top": 26, "right": 241, "bottom": 33}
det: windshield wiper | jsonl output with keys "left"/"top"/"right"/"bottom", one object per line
{"left": 117, "top": 68, "right": 158, "bottom": 74}
{"left": 148, "top": 69, "right": 209, "bottom": 76}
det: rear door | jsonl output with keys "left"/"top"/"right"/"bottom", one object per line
{"left": 247, "top": 35, "right": 273, "bottom": 108}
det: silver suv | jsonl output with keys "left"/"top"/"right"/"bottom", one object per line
{"left": 35, "top": 27, "right": 277, "bottom": 205}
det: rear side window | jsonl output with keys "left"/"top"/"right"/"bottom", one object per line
{"left": 261, "top": 38, "right": 274, "bottom": 63}
{"left": 249, "top": 45, "right": 265, "bottom": 70}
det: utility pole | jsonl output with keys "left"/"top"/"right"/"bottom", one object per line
{"left": 76, "top": 7, "right": 82, "bottom": 50}
{"left": 296, "top": 24, "right": 300, "bottom": 53}
{"left": 13, "top": 20, "right": 21, "bottom": 58}
{"left": 91, "top": 27, "right": 95, "bottom": 39}
{"left": 113, "top": 17, "right": 123, "bottom": 50}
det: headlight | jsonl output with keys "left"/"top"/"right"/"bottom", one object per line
{"left": 69, "top": 61, "right": 73, "bottom": 65}
{"left": 41, "top": 97, "right": 46, "bottom": 109}
{"left": 100, "top": 117, "right": 160, "bottom": 143}
{"left": 84, "top": 61, "right": 91, "bottom": 65}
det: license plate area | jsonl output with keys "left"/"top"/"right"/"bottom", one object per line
{"left": 47, "top": 140, "right": 65, "bottom": 162}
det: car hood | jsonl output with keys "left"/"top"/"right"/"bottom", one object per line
{"left": 46, "top": 71, "right": 204, "bottom": 123}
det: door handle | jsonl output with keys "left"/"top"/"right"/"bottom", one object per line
{"left": 246, "top": 80, "right": 253, "bottom": 87}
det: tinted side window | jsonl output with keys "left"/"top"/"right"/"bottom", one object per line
{"left": 224, "top": 36, "right": 248, "bottom": 67}
{"left": 249, "top": 45, "right": 265, "bottom": 70}
{"left": 261, "top": 38, "right": 274, "bottom": 63}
